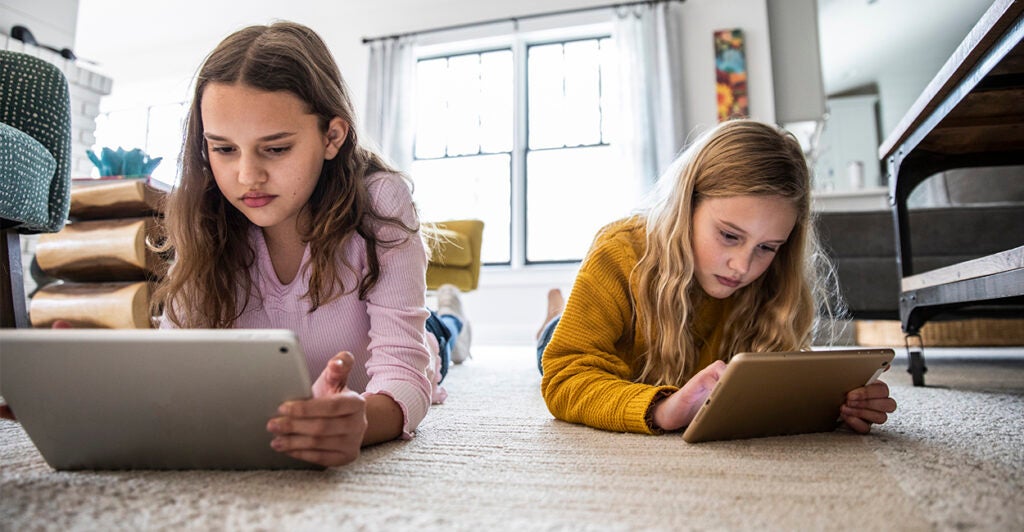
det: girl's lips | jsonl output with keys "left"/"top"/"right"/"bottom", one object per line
{"left": 242, "top": 194, "right": 275, "bottom": 208}
{"left": 715, "top": 275, "right": 740, "bottom": 288}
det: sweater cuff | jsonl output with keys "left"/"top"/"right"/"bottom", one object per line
{"left": 625, "top": 385, "right": 678, "bottom": 435}
{"left": 362, "top": 381, "right": 428, "bottom": 440}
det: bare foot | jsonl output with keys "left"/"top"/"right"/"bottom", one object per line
{"left": 536, "top": 288, "right": 565, "bottom": 340}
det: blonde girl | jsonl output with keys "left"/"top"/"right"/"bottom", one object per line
{"left": 538, "top": 119, "right": 895, "bottom": 434}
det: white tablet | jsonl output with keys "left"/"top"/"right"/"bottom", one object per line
{"left": 0, "top": 328, "right": 319, "bottom": 470}
{"left": 681, "top": 348, "right": 894, "bottom": 443}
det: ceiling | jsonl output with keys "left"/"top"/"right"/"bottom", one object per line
{"left": 69, "top": 0, "right": 998, "bottom": 103}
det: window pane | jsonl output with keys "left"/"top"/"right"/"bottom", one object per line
{"left": 526, "top": 145, "right": 634, "bottom": 262}
{"left": 479, "top": 51, "right": 513, "bottom": 153}
{"left": 411, "top": 154, "right": 511, "bottom": 264}
{"left": 145, "top": 102, "right": 186, "bottom": 186}
{"left": 528, "top": 39, "right": 606, "bottom": 150}
{"left": 562, "top": 40, "right": 601, "bottom": 146}
{"left": 94, "top": 104, "right": 184, "bottom": 185}
{"left": 412, "top": 33, "right": 617, "bottom": 266}
{"left": 598, "top": 38, "right": 615, "bottom": 144}
{"left": 446, "top": 54, "right": 484, "bottom": 156}
{"left": 527, "top": 43, "right": 565, "bottom": 150}
{"left": 415, "top": 58, "right": 449, "bottom": 159}
{"left": 415, "top": 51, "right": 512, "bottom": 158}
{"left": 92, "top": 108, "right": 149, "bottom": 177}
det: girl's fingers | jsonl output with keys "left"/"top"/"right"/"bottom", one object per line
{"left": 842, "top": 414, "right": 873, "bottom": 434}
{"left": 278, "top": 443, "right": 360, "bottom": 467}
{"left": 271, "top": 433, "right": 363, "bottom": 467}
{"left": 279, "top": 392, "right": 366, "bottom": 418}
{"left": 284, "top": 449, "right": 359, "bottom": 467}
{"left": 847, "top": 397, "right": 897, "bottom": 413}
{"left": 700, "top": 360, "right": 728, "bottom": 380}
{"left": 841, "top": 404, "right": 888, "bottom": 426}
{"left": 848, "top": 381, "right": 891, "bottom": 401}
{"left": 267, "top": 412, "right": 366, "bottom": 437}
{"left": 325, "top": 352, "right": 355, "bottom": 392}
{"left": 271, "top": 433, "right": 358, "bottom": 453}
{"left": 311, "top": 352, "right": 356, "bottom": 398}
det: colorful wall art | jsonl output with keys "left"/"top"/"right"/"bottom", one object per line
{"left": 714, "top": 29, "right": 748, "bottom": 122}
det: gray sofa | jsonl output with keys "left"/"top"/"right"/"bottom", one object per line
{"left": 817, "top": 204, "right": 1024, "bottom": 319}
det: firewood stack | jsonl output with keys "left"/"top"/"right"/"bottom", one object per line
{"left": 30, "top": 179, "right": 167, "bottom": 328}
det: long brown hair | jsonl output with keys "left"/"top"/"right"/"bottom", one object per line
{"left": 153, "top": 21, "right": 416, "bottom": 328}
{"left": 633, "top": 120, "right": 845, "bottom": 386}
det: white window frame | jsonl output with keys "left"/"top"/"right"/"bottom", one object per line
{"left": 413, "top": 11, "right": 616, "bottom": 272}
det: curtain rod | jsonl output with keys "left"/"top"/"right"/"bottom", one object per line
{"left": 361, "top": 0, "right": 685, "bottom": 44}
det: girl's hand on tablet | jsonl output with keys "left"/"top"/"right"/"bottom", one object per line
{"left": 840, "top": 381, "right": 897, "bottom": 433}
{"left": 267, "top": 351, "right": 367, "bottom": 467}
{"left": 651, "top": 360, "right": 728, "bottom": 432}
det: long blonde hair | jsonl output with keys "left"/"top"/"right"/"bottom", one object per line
{"left": 152, "top": 22, "right": 416, "bottom": 328}
{"left": 633, "top": 120, "right": 844, "bottom": 386}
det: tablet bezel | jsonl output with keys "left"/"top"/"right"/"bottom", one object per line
{"left": 681, "top": 348, "right": 894, "bottom": 443}
{"left": 0, "top": 328, "right": 320, "bottom": 470}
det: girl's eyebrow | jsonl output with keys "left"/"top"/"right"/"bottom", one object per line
{"left": 203, "top": 131, "right": 296, "bottom": 142}
{"left": 720, "top": 220, "right": 787, "bottom": 244}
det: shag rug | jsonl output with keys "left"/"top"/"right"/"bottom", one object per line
{"left": 2, "top": 346, "right": 1022, "bottom": 530}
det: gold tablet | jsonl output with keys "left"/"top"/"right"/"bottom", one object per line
{"left": 681, "top": 348, "right": 894, "bottom": 443}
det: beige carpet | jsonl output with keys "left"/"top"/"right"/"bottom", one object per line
{"left": 2, "top": 346, "right": 1022, "bottom": 530}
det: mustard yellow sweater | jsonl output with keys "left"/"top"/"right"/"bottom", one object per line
{"left": 540, "top": 216, "right": 728, "bottom": 434}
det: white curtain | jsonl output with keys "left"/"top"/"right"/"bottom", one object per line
{"left": 612, "top": 2, "right": 687, "bottom": 191}
{"left": 365, "top": 37, "right": 416, "bottom": 172}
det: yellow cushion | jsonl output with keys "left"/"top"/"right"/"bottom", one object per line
{"left": 425, "top": 266, "right": 474, "bottom": 292}
{"left": 421, "top": 219, "right": 484, "bottom": 292}
{"left": 425, "top": 227, "right": 472, "bottom": 267}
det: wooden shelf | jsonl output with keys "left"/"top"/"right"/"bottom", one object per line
{"left": 901, "top": 245, "right": 1024, "bottom": 292}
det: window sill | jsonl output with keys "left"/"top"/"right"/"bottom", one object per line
{"left": 479, "top": 262, "right": 580, "bottom": 288}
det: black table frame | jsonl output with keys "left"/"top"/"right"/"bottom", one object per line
{"left": 882, "top": 2, "right": 1024, "bottom": 386}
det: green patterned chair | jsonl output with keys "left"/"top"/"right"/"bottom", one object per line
{"left": 0, "top": 50, "right": 72, "bottom": 327}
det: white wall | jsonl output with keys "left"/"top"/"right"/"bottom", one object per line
{"left": 816, "top": 0, "right": 992, "bottom": 143}
{"left": 677, "top": 0, "right": 776, "bottom": 137}
{"left": 0, "top": 0, "right": 78, "bottom": 50}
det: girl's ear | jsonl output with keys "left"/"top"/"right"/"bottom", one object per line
{"left": 324, "top": 117, "right": 349, "bottom": 160}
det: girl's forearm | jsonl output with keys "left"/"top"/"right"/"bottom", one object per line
{"left": 361, "top": 393, "right": 404, "bottom": 446}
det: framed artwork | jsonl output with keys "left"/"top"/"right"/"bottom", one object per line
{"left": 714, "top": 29, "right": 748, "bottom": 122}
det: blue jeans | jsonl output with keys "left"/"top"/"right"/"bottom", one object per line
{"left": 426, "top": 310, "right": 462, "bottom": 382}
{"left": 535, "top": 315, "right": 561, "bottom": 375}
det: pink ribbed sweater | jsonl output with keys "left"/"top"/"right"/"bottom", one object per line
{"left": 163, "top": 172, "right": 444, "bottom": 438}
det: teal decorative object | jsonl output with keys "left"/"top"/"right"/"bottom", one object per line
{"left": 86, "top": 146, "right": 162, "bottom": 177}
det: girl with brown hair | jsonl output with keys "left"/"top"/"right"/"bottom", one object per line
{"left": 152, "top": 21, "right": 468, "bottom": 467}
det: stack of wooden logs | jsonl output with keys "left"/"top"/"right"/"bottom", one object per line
{"left": 30, "top": 178, "right": 166, "bottom": 328}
